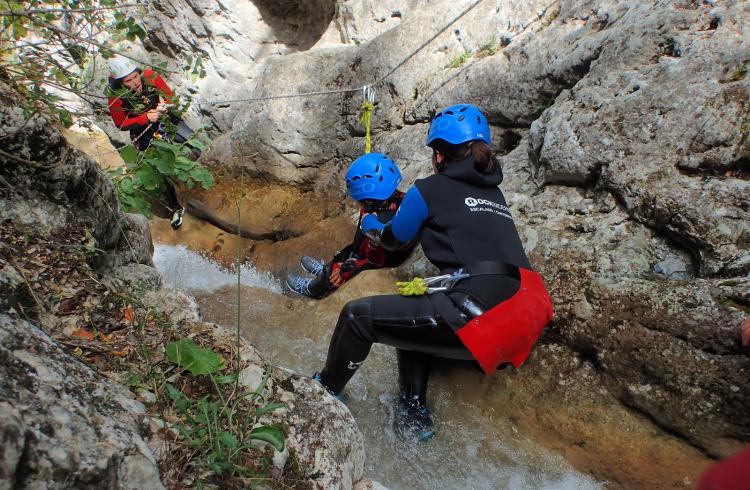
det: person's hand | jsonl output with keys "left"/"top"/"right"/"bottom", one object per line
{"left": 741, "top": 316, "right": 750, "bottom": 347}
{"left": 329, "top": 267, "right": 344, "bottom": 287}
{"left": 146, "top": 109, "right": 160, "bottom": 123}
{"left": 330, "top": 259, "right": 358, "bottom": 287}
{"left": 360, "top": 213, "right": 381, "bottom": 233}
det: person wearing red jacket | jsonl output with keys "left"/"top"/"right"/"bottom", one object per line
{"left": 285, "top": 153, "right": 415, "bottom": 299}
{"left": 107, "top": 56, "right": 178, "bottom": 151}
{"left": 106, "top": 56, "right": 192, "bottom": 228}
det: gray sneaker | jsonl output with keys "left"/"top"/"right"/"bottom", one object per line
{"left": 300, "top": 256, "right": 325, "bottom": 276}
{"left": 286, "top": 274, "right": 314, "bottom": 297}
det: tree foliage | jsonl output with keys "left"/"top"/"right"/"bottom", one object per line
{"left": 1, "top": 0, "right": 214, "bottom": 216}
{"left": 1, "top": 0, "right": 149, "bottom": 124}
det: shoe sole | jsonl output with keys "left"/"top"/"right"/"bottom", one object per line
{"left": 170, "top": 208, "right": 185, "bottom": 229}
{"left": 285, "top": 279, "right": 301, "bottom": 294}
{"left": 416, "top": 428, "right": 436, "bottom": 441}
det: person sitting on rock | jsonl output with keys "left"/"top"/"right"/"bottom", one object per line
{"left": 285, "top": 153, "right": 415, "bottom": 299}
{"left": 106, "top": 55, "right": 193, "bottom": 228}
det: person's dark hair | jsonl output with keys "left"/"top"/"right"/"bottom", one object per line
{"left": 430, "top": 139, "right": 498, "bottom": 174}
{"left": 108, "top": 75, "right": 122, "bottom": 90}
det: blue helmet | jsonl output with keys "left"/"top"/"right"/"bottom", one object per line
{"left": 345, "top": 153, "right": 402, "bottom": 201}
{"left": 425, "top": 104, "right": 491, "bottom": 147}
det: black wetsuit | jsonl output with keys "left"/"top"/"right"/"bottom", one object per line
{"left": 319, "top": 156, "right": 530, "bottom": 404}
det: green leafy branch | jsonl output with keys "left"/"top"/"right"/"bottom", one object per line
{"left": 0, "top": 0, "right": 153, "bottom": 126}
{"left": 109, "top": 126, "right": 214, "bottom": 216}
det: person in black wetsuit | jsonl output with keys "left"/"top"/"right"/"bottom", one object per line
{"left": 285, "top": 153, "right": 415, "bottom": 299}
{"left": 313, "top": 104, "right": 553, "bottom": 439}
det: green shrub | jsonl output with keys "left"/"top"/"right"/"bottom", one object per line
{"left": 448, "top": 50, "right": 472, "bottom": 68}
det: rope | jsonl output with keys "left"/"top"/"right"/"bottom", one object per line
{"left": 359, "top": 86, "right": 376, "bottom": 153}
{"left": 198, "top": 0, "right": 484, "bottom": 109}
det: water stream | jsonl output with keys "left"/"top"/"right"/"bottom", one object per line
{"left": 153, "top": 244, "right": 602, "bottom": 489}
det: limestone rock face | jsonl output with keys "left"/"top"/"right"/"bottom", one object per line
{"left": 528, "top": 1, "right": 750, "bottom": 277}
{"left": 314, "top": 0, "right": 432, "bottom": 48}
{"left": 0, "top": 82, "right": 148, "bottom": 264}
{"left": 204, "top": 0, "right": 556, "bottom": 185}
{"left": 502, "top": 133, "right": 749, "bottom": 455}
{"left": 0, "top": 314, "right": 165, "bottom": 490}
{"left": 268, "top": 368, "right": 366, "bottom": 489}
{"left": 136, "top": 0, "right": 419, "bottom": 133}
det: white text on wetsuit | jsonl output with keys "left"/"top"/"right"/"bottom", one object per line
{"left": 464, "top": 197, "right": 512, "bottom": 219}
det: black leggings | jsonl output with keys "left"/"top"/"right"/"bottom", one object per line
{"left": 319, "top": 294, "right": 473, "bottom": 405}
{"left": 319, "top": 273, "right": 522, "bottom": 405}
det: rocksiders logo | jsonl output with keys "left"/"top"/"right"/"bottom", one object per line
{"left": 465, "top": 197, "right": 506, "bottom": 209}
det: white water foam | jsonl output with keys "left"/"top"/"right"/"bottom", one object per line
{"left": 152, "top": 244, "right": 282, "bottom": 293}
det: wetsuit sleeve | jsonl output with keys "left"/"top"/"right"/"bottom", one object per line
{"left": 144, "top": 69, "right": 174, "bottom": 103}
{"left": 108, "top": 97, "right": 148, "bottom": 130}
{"left": 361, "top": 186, "right": 428, "bottom": 250}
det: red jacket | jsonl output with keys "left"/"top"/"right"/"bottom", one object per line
{"left": 107, "top": 69, "right": 173, "bottom": 131}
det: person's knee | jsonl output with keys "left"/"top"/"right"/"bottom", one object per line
{"left": 338, "top": 298, "right": 373, "bottom": 342}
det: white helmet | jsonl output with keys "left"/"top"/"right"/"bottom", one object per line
{"left": 108, "top": 56, "right": 138, "bottom": 79}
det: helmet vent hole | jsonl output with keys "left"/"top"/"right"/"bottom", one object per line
{"left": 375, "top": 164, "right": 380, "bottom": 172}
{"left": 459, "top": 107, "right": 467, "bottom": 112}
{"left": 445, "top": 110, "right": 454, "bottom": 115}
{"left": 352, "top": 176, "right": 361, "bottom": 181}
{"left": 458, "top": 115, "right": 465, "bottom": 121}
{"left": 379, "top": 176, "right": 384, "bottom": 182}
{"left": 477, "top": 116, "right": 482, "bottom": 124}
{"left": 388, "top": 167, "right": 395, "bottom": 173}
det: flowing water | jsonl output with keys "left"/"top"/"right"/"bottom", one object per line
{"left": 153, "top": 245, "right": 602, "bottom": 490}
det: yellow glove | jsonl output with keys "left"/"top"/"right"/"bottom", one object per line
{"left": 396, "top": 277, "right": 428, "bottom": 296}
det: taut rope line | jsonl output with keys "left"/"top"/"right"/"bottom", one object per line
{"left": 197, "top": 0, "right": 484, "bottom": 109}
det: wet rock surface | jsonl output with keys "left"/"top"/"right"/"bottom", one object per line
{"left": 3, "top": 0, "right": 749, "bottom": 487}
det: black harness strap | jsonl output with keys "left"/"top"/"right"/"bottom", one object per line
{"left": 430, "top": 261, "right": 522, "bottom": 332}
{"left": 464, "top": 260, "right": 521, "bottom": 279}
